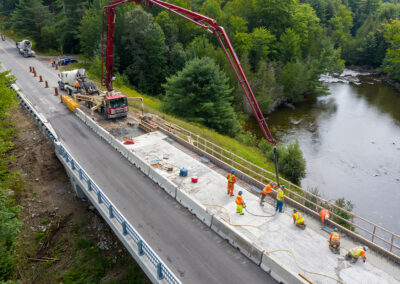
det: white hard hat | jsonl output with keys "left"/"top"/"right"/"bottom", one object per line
{"left": 325, "top": 214, "right": 329, "bottom": 220}
{"left": 363, "top": 246, "right": 368, "bottom": 251}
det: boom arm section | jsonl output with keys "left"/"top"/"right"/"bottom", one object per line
{"left": 102, "top": 0, "right": 276, "bottom": 145}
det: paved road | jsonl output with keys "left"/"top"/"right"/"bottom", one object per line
{"left": 0, "top": 39, "right": 275, "bottom": 283}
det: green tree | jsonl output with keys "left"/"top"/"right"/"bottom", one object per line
{"left": 383, "top": 19, "right": 400, "bottom": 81}
{"left": 117, "top": 7, "right": 167, "bottom": 95}
{"left": 278, "top": 28, "right": 301, "bottom": 63}
{"left": 162, "top": 57, "right": 240, "bottom": 135}
{"left": 10, "top": 0, "right": 53, "bottom": 47}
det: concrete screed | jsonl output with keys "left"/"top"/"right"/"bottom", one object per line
{"left": 121, "top": 130, "right": 398, "bottom": 284}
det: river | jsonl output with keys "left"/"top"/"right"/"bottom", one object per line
{"left": 246, "top": 70, "right": 400, "bottom": 234}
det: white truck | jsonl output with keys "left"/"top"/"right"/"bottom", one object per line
{"left": 58, "top": 69, "right": 99, "bottom": 96}
{"left": 16, "top": 40, "right": 35, "bottom": 57}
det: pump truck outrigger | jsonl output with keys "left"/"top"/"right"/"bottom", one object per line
{"left": 102, "top": 0, "right": 281, "bottom": 184}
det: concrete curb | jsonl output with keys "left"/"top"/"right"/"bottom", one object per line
{"left": 261, "top": 252, "right": 308, "bottom": 284}
{"left": 176, "top": 188, "right": 213, "bottom": 226}
{"left": 211, "top": 215, "right": 263, "bottom": 265}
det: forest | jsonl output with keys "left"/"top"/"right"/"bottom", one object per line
{"left": 1, "top": 0, "right": 400, "bottom": 182}
{"left": 3, "top": 0, "right": 400, "bottom": 110}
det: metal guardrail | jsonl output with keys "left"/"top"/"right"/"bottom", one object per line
{"left": 155, "top": 118, "right": 400, "bottom": 260}
{"left": 14, "top": 87, "right": 181, "bottom": 284}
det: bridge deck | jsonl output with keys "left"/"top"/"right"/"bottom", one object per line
{"left": 0, "top": 39, "right": 273, "bottom": 283}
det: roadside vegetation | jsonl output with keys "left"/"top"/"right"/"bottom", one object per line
{"left": 0, "top": 68, "right": 22, "bottom": 281}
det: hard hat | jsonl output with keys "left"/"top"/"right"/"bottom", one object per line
{"left": 334, "top": 228, "right": 338, "bottom": 232}
{"left": 231, "top": 169, "right": 235, "bottom": 174}
{"left": 281, "top": 185, "right": 286, "bottom": 188}
{"left": 325, "top": 214, "right": 329, "bottom": 220}
{"left": 363, "top": 246, "right": 368, "bottom": 251}
{"left": 271, "top": 182, "right": 276, "bottom": 185}
{"left": 293, "top": 209, "right": 297, "bottom": 213}
{"left": 238, "top": 191, "right": 243, "bottom": 195}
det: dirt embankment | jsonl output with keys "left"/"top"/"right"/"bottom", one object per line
{"left": 10, "top": 105, "right": 149, "bottom": 283}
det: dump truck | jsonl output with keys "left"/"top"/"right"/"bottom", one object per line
{"left": 16, "top": 40, "right": 35, "bottom": 57}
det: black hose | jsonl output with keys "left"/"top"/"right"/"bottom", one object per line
{"left": 244, "top": 207, "right": 277, "bottom": 218}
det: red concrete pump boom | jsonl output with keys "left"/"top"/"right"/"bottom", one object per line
{"left": 102, "top": 0, "right": 281, "bottom": 184}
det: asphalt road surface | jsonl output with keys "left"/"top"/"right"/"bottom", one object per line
{"left": 0, "top": 39, "right": 275, "bottom": 283}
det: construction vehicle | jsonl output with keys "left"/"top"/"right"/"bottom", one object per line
{"left": 58, "top": 69, "right": 100, "bottom": 97}
{"left": 16, "top": 40, "right": 35, "bottom": 57}
{"left": 102, "top": 0, "right": 281, "bottom": 183}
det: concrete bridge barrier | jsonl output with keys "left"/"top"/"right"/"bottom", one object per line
{"left": 175, "top": 188, "right": 213, "bottom": 226}
{"left": 210, "top": 215, "right": 263, "bottom": 265}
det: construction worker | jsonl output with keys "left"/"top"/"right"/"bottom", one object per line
{"left": 260, "top": 182, "right": 276, "bottom": 206}
{"left": 345, "top": 246, "right": 368, "bottom": 263}
{"left": 235, "top": 191, "right": 245, "bottom": 215}
{"left": 226, "top": 169, "right": 237, "bottom": 196}
{"left": 275, "top": 185, "right": 285, "bottom": 213}
{"left": 320, "top": 208, "right": 330, "bottom": 228}
{"left": 293, "top": 209, "right": 306, "bottom": 229}
{"left": 329, "top": 228, "right": 340, "bottom": 253}
{"left": 50, "top": 58, "right": 54, "bottom": 67}
{"left": 75, "top": 80, "right": 81, "bottom": 93}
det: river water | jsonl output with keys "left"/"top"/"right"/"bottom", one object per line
{"left": 246, "top": 70, "right": 400, "bottom": 234}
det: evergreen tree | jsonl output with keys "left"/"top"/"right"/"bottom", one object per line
{"left": 162, "top": 57, "right": 240, "bottom": 135}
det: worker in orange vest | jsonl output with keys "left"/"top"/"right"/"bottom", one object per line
{"left": 235, "top": 191, "right": 245, "bottom": 215}
{"left": 226, "top": 169, "right": 237, "bottom": 196}
{"left": 75, "top": 80, "right": 81, "bottom": 93}
{"left": 329, "top": 228, "right": 340, "bottom": 253}
{"left": 260, "top": 181, "right": 276, "bottom": 206}
{"left": 293, "top": 209, "right": 306, "bottom": 229}
{"left": 345, "top": 246, "right": 368, "bottom": 263}
{"left": 320, "top": 208, "right": 330, "bottom": 229}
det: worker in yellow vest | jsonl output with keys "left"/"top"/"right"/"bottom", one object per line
{"left": 235, "top": 191, "right": 245, "bottom": 215}
{"left": 275, "top": 185, "right": 285, "bottom": 212}
{"left": 260, "top": 182, "right": 276, "bottom": 206}
{"left": 226, "top": 169, "right": 237, "bottom": 196}
{"left": 293, "top": 209, "right": 306, "bottom": 229}
{"left": 345, "top": 246, "right": 367, "bottom": 263}
{"left": 329, "top": 228, "right": 340, "bottom": 253}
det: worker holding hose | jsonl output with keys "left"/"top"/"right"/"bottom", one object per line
{"left": 275, "top": 185, "right": 285, "bottom": 213}
{"left": 260, "top": 182, "right": 276, "bottom": 206}
{"left": 227, "top": 169, "right": 237, "bottom": 197}
{"left": 293, "top": 209, "right": 306, "bottom": 229}
{"left": 235, "top": 191, "right": 245, "bottom": 215}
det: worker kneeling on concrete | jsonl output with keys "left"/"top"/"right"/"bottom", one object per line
{"left": 329, "top": 228, "right": 340, "bottom": 253}
{"left": 227, "top": 169, "right": 237, "bottom": 197}
{"left": 293, "top": 209, "right": 306, "bottom": 229}
{"left": 235, "top": 191, "right": 245, "bottom": 215}
{"left": 320, "top": 208, "right": 330, "bottom": 229}
{"left": 346, "top": 246, "right": 367, "bottom": 263}
{"left": 260, "top": 182, "right": 276, "bottom": 206}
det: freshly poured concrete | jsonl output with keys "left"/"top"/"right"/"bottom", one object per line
{"left": 125, "top": 131, "right": 400, "bottom": 284}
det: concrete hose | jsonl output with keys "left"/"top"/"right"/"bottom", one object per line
{"left": 266, "top": 249, "right": 345, "bottom": 284}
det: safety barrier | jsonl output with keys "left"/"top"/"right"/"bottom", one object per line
{"left": 147, "top": 166, "right": 177, "bottom": 198}
{"left": 211, "top": 215, "right": 264, "bottom": 265}
{"left": 155, "top": 118, "right": 400, "bottom": 262}
{"left": 13, "top": 87, "right": 181, "bottom": 284}
{"left": 261, "top": 252, "right": 307, "bottom": 284}
{"left": 175, "top": 188, "right": 213, "bottom": 226}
